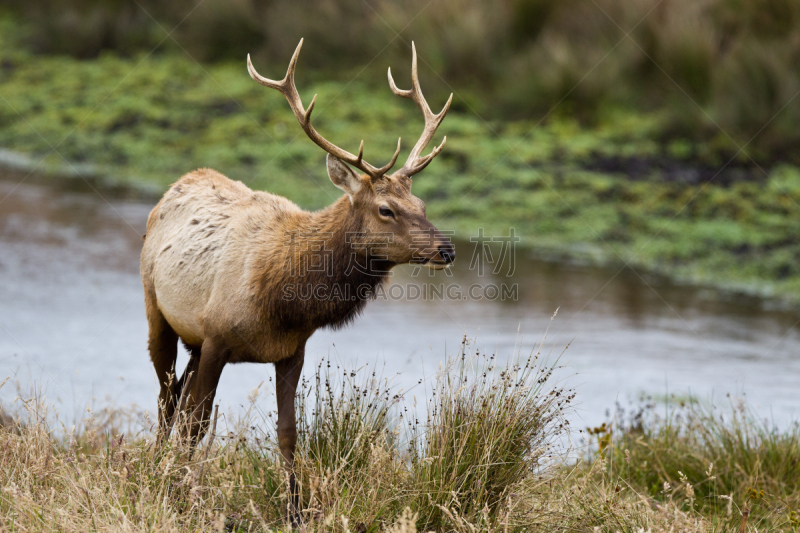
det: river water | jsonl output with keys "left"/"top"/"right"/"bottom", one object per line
{"left": 1, "top": 177, "right": 798, "bottom": 431}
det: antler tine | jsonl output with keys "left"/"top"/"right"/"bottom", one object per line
{"left": 389, "top": 41, "right": 453, "bottom": 177}
{"left": 247, "top": 39, "right": 302, "bottom": 94}
{"left": 248, "top": 39, "right": 401, "bottom": 180}
{"left": 387, "top": 68, "right": 411, "bottom": 99}
{"left": 412, "top": 135, "right": 447, "bottom": 173}
{"left": 285, "top": 38, "right": 303, "bottom": 85}
{"left": 356, "top": 140, "right": 364, "bottom": 165}
{"left": 375, "top": 138, "right": 403, "bottom": 176}
{"left": 409, "top": 42, "right": 431, "bottom": 115}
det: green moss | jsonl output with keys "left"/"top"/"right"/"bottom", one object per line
{"left": 2, "top": 44, "right": 800, "bottom": 304}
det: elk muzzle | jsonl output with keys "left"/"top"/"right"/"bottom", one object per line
{"left": 437, "top": 241, "right": 456, "bottom": 265}
{"left": 409, "top": 225, "right": 455, "bottom": 269}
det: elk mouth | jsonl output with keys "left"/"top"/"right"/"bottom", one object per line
{"left": 410, "top": 256, "right": 452, "bottom": 270}
{"left": 421, "top": 258, "right": 452, "bottom": 270}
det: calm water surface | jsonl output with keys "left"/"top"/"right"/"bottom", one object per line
{"left": 1, "top": 177, "right": 798, "bottom": 430}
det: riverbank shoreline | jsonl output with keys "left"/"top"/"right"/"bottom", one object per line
{"left": 0, "top": 148, "right": 163, "bottom": 201}
{"left": 3, "top": 148, "right": 798, "bottom": 314}
{"left": 2, "top": 35, "right": 799, "bottom": 311}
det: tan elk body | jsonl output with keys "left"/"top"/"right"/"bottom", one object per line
{"left": 140, "top": 40, "right": 454, "bottom": 521}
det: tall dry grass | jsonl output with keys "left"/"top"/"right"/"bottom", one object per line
{"left": 0, "top": 337, "right": 573, "bottom": 531}
{"left": 1, "top": 341, "right": 797, "bottom": 531}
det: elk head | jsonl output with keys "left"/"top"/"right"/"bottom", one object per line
{"left": 247, "top": 40, "right": 455, "bottom": 269}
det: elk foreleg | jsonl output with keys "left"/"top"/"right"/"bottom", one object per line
{"left": 275, "top": 344, "right": 305, "bottom": 525}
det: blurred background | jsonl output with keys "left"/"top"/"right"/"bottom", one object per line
{"left": 7, "top": 0, "right": 800, "bottom": 150}
{"left": 0, "top": 0, "right": 799, "bottom": 428}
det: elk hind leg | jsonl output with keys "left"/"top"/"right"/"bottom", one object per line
{"left": 166, "top": 344, "right": 201, "bottom": 442}
{"left": 145, "top": 302, "right": 179, "bottom": 441}
{"left": 185, "top": 338, "right": 227, "bottom": 446}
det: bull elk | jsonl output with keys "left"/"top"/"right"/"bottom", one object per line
{"left": 140, "top": 40, "right": 454, "bottom": 521}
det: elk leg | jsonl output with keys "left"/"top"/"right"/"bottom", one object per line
{"left": 145, "top": 303, "right": 179, "bottom": 442}
{"left": 187, "top": 338, "right": 227, "bottom": 445}
{"left": 275, "top": 344, "right": 305, "bottom": 525}
{"left": 166, "top": 347, "right": 201, "bottom": 442}
{"left": 173, "top": 345, "right": 201, "bottom": 403}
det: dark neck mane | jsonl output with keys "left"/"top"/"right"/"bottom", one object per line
{"left": 266, "top": 196, "right": 391, "bottom": 331}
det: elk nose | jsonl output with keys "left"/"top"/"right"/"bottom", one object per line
{"left": 438, "top": 244, "right": 456, "bottom": 264}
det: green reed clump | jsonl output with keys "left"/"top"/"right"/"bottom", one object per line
{"left": 408, "top": 338, "right": 573, "bottom": 531}
{"left": 601, "top": 397, "right": 800, "bottom": 530}
{"left": 274, "top": 342, "right": 574, "bottom": 531}
{"left": 292, "top": 359, "right": 407, "bottom": 527}
{"left": 297, "top": 360, "right": 395, "bottom": 475}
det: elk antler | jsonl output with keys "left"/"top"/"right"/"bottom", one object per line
{"left": 388, "top": 42, "right": 453, "bottom": 178}
{"left": 247, "top": 39, "right": 402, "bottom": 180}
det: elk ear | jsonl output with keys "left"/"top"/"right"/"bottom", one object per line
{"left": 327, "top": 154, "right": 364, "bottom": 203}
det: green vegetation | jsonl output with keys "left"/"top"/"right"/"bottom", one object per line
{"left": 1, "top": 7, "right": 800, "bottom": 302}
{"left": 5, "top": 0, "right": 800, "bottom": 164}
{"left": 2, "top": 343, "right": 798, "bottom": 531}
{"left": 601, "top": 397, "right": 800, "bottom": 531}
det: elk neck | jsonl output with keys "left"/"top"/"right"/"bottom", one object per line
{"left": 299, "top": 194, "right": 394, "bottom": 287}
{"left": 263, "top": 194, "right": 392, "bottom": 332}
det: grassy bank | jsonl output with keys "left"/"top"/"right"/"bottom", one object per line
{"left": 1, "top": 343, "right": 798, "bottom": 532}
{"left": 2, "top": 15, "right": 800, "bottom": 303}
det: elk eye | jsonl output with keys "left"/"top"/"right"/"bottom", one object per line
{"left": 379, "top": 206, "right": 395, "bottom": 218}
